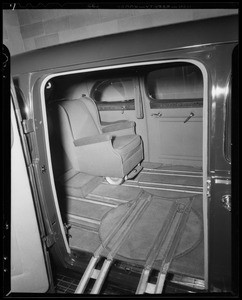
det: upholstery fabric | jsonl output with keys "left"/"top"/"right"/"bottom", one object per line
{"left": 48, "top": 96, "right": 143, "bottom": 179}
{"left": 74, "top": 134, "right": 112, "bottom": 147}
{"left": 102, "top": 121, "right": 135, "bottom": 133}
{"left": 58, "top": 100, "right": 102, "bottom": 140}
{"left": 113, "top": 135, "right": 142, "bottom": 161}
{"left": 113, "top": 135, "right": 140, "bottom": 152}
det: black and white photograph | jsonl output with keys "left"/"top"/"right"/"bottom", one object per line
{"left": 3, "top": 3, "right": 239, "bottom": 296}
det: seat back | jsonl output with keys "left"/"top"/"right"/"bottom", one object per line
{"left": 60, "top": 97, "right": 102, "bottom": 140}
{"left": 47, "top": 97, "right": 102, "bottom": 171}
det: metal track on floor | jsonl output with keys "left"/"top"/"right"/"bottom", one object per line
{"left": 135, "top": 198, "right": 194, "bottom": 294}
{"left": 122, "top": 166, "right": 203, "bottom": 195}
{"left": 74, "top": 195, "right": 196, "bottom": 295}
{"left": 75, "top": 194, "right": 152, "bottom": 294}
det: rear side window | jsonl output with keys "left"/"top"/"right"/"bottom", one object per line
{"left": 146, "top": 62, "right": 203, "bottom": 108}
{"left": 91, "top": 77, "right": 135, "bottom": 103}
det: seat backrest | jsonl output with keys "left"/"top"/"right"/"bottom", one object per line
{"left": 47, "top": 97, "right": 102, "bottom": 171}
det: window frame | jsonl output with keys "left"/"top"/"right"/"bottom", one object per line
{"left": 90, "top": 77, "right": 136, "bottom": 104}
{"left": 223, "top": 78, "right": 231, "bottom": 164}
{"left": 224, "top": 45, "right": 238, "bottom": 163}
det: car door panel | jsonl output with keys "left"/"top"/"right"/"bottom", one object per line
{"left": 11, "top": 88, "right": 50, "bottom": 293}
{"left": 144, "top": 106, "right": 203, "bottom": 166}
{"left": 140, "top": 62, "right": 203, "bottom": 167}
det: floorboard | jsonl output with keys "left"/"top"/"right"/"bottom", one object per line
{"left": 56, "top": 162, "right": 204, "bottom": 294}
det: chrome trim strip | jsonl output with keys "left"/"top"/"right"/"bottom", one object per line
{"left": 141, "top": 171, "right": 203, "bottom": 178}
{"left": 215, "top": 179, "right": 231, "bottom": 185}
{"left": 127, "top": 180, "right": 202, "bottom": 190}
{"left": 143, "top": 168, "right": 202, "bottom": 175}
{"left": 122, "top": 183, "right": 203, "bottom": 194}
{"left": 170, "top": 274, "right": 205, "bottom": 290}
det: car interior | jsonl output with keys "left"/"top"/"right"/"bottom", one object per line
{"left": 44, "top": 61, "right": 205, "bottom": 286}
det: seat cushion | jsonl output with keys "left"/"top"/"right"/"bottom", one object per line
{"left": 112, "top": 135, "right": 141, "bottom": 161}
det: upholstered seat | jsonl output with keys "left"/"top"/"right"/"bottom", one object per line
{"left": 112, "top": 135, "right": 141, "bottom": 160}
{"left": 47, "top": 96, "right": 143, "bottom": 183}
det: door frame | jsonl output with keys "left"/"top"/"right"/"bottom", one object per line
{"left": 10, "top": 81, "right": 54, "bottom": 293}
{"left": 37, "top": 58, "right": 209, "bottom": 288}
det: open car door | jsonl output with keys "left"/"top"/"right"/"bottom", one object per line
{"left": 10, "top": 80, "right": 53, "bottom": 293}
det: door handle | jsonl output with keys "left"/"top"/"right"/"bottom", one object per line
{"left": 184, "top": 112, "right": 194, "bottom": 123}
{"left": 151, "top": 112, "right": 162, "bottom": 118}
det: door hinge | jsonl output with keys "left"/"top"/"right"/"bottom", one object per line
{"left": 22, "top": 119, "right": 34, "bottom": 134}
{"left": 221, "top": 195, "right": 231, "bottom": 212}
{"left": 43, "top": 233, "right": 56, "bottom": 248}
{"left": 64, "top": 223, "right": 72, "bottom": 239}
{"left": 206, "top": 179, "right": 211, "bottom": 197}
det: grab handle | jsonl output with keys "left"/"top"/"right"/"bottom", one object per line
{"left": 184, "top": 112, "right": 194, "bottom": 123}
{"left": 151, "top": 112, "right": 162, "bottom": 118}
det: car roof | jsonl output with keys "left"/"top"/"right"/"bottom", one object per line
{"left": 11, "top": 15, "right": 238, "bottom": 75}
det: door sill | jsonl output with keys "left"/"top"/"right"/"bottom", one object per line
{"left": 169, "top": 273, "right": 205, "bottom": 291}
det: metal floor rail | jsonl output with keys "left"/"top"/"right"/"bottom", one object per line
{"left": 75, "top": 194, "right": 151, "bottom": 294}
{"left": 136, "top": 198, "right": 193, "bottom": 294}
{"left": 74, "top": 193, "right": 194, "bottom": 295}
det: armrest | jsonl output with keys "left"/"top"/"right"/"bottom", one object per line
{"left": 102, "top": 120, "right": 135, "bottom": 133}
{"left": 74, "top": 134, "right": 112, "bottom": 147}
{"left": 100, "top": 120, "right": 127, "bottom": 126}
